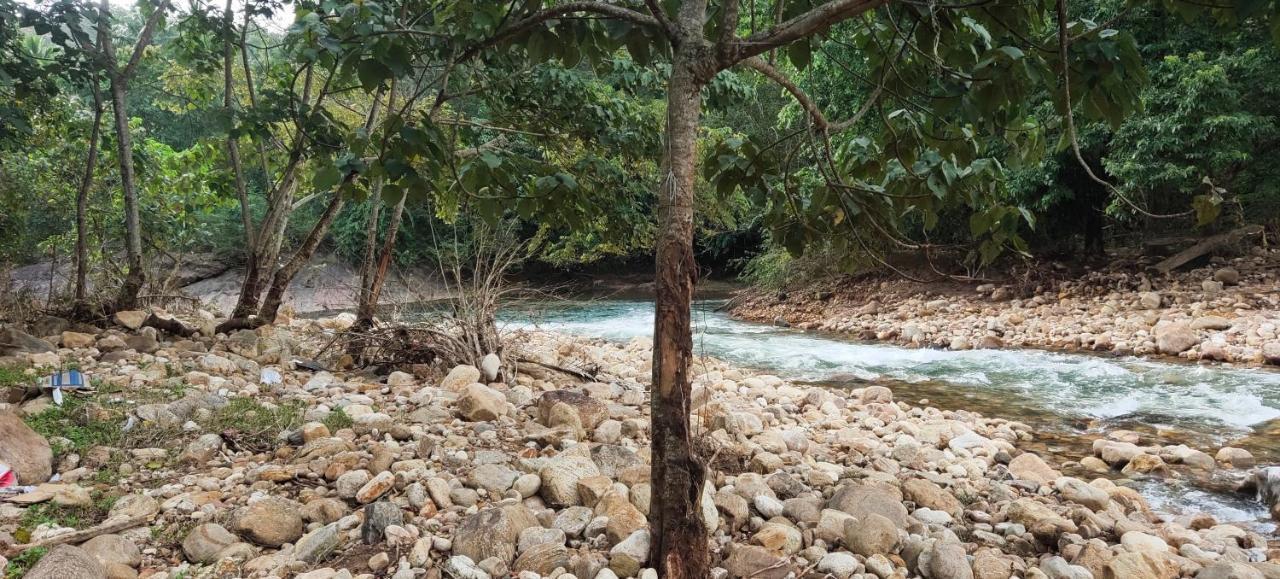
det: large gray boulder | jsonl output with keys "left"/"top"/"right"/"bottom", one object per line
{"left": 453, "top": 502, "right": 539, "bottom": 564}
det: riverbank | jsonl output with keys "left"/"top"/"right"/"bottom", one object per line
{"left": 729, "top": 247, "right": 1280, "bottom": 367}
{"left": 1, "top": 313, "right": 1277, "bottom": 579}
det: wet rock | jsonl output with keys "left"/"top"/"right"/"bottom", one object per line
{"left": 1216, "top": 447, "right": 1255, "bottom": 469}
{"left": 1121, "top": 453, "right": 1167, "bottom": 476}
{"left": 0, "top": 410, "right": 53, "bottom": 484}
{"left": 25, "top": 545, "right": 106, "bottom": 579}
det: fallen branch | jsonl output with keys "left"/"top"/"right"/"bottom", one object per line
{"left": 2, "top": 514, "right": 151, "bottom": 557}
{"left": 1149, "top": 225, "right": 1263, "bottom": 275}
{"left": 141, "top": 312, "right": 198, "bottom": 337}
{"left": 515, "top": 357, "right": 598, "bottom": 382}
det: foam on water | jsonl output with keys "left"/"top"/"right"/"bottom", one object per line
{"left": 509, "top": 298, "right": 1280, "bottom": 528}
{"left": 510, "top": 299, "right": 1280, "bottom": 433}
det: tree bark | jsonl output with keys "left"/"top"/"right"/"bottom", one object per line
{"left": 648, "top": 5, "right": 712, "bottom": 575}
{"left": 108, "top": 72, "right": 145, "bottom": 311}
{"left": 224, "top": 0, "right": 254, "bottom": 253}
{"left": 256, "top": 190, "right": 345, "bottom": 322}
{"left": 355, "top": 187, "right": 406, "bottom": 327}
{"left": 75, "top": 83, "right": 104, "bottom": 305}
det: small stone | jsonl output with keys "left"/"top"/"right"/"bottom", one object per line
{"left": 1215, "top": 447, "right": 1255, "bottom": 469}
{"left": 183, "top": 523, "right": 239, "bottom": 563}
{"left": 441, "top": 364, "right": 482, "bottom": 391}
{"left": 231, "top": 497, "right": 304, "bottom": 547}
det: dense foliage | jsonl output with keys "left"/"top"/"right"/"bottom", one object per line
{"left": 1, "top": 0, "right": 1277, "bottom": 292}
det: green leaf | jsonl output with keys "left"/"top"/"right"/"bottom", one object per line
{"left": 313, "top": 165, "right": 341, "bottom": 190}
{"left": 356, "top": 59, "right": 391, "bottom": 91}
{"left": 787, "top": 41, "right": 812, "bottom": 70}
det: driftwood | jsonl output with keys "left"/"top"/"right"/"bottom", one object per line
{"left": 1150, "top": 225, "right": 1263, "bottom": 275}
{"left": 141, "top": 312, "right": 198, "bottom": 337}
{"left": 2, "top": 514, "right": 151, "bottom": 557}
{"left": 515, "top": 357, "right": 599, "bottom": 382}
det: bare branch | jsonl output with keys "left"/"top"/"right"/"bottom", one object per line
{"left": 728, "top": 0, "right": 885, "bottom": 65}
{"left": 459, "top": 2, "right": 659, "bottom": 62}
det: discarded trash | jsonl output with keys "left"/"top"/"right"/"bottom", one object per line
{"left": 40, "top": 370, "right": 89, "bottom": 406}
{"left": 260, "top": 367, "right": 282, "bottom": 385}
{"left": 121, "top": 415, "right": 138, "bottom": 432}
{"left": 0, "top": 462, "right": 14, "bottom": 489}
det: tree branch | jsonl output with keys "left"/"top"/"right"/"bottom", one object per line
{"left": 643, "top": 0, "right": 677, "bottom": 38}
{"left": 459, "top": 2, "right": 659, "bottom": 62}
{"left": 122, "top": 0, "right": 170, "bottom": 79}
{"left": 728, "top": 0, "right": 885, "bottom": 66}
{"left": 741, "top": 56, "right": 828, "bottom": 131}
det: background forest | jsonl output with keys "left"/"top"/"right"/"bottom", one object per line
{"left": 1, "top": 0, "right": 1277, "bottom": 301}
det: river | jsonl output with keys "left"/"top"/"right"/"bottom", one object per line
{"left": 505, "top": 298, "right": 1280, "bottom": 532}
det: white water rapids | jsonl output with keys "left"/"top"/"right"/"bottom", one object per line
{"left": 505, "top": 298, "right": 1280, "bottom": 530}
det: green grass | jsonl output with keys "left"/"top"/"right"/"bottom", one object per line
{"left": 201, "top": 398, "right": 305, "bottom": 453}
{"left": 23, "top": 392, "right": 124, "bottom": 456}
{"left": 5, "top": 547, "right": 48, "bottom": 579}
{"left": 321, "top": 407, "right": 354, "bottom": 432}
{"left": 17, "top": 493, "right": 116, "bottom": 531}
{"left": 0, "top": 365, "right": 30, "bottom": 388}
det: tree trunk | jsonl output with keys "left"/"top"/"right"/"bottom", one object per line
{"left": 75, "top": 85, "right": 104, "bottom": 305}
{"left": 224, "top": 0, "right": 254, "bottom": 256}
{"left": 109, "top": 73, "right": 145, "bottom": 310}
{"left": 648, "top": 32, "right": 711, "bottom": 578}
{"left": 355, "top": 192, "right": 383, "bottom": 320}
{"left": 256, "top": 190, "right": 345, "bottom": 322}
{"left": 355, "top": 188, "right": 406, "bottom": 327}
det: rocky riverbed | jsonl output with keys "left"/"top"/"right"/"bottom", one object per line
{"left": 730, "top": 248, "right": 1280, "bottom": 367}
{"left": 0, "top": 311, "right": 1277, "bottom": 579}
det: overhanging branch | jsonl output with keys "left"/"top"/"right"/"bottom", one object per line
{"left": 459, "top": 2, "right": 660, "bottom": 62}
{"left": 727, "top": 0, "right": 885, "bottom": 66}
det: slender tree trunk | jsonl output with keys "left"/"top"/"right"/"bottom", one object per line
{"left": 256, "top": 191, "right": 345, "bottom": 322}
{"left": 224, "top": 0, "right": 254, "bottom": 254}
{"left": 255, "top": 91, "right": 383, "bottom": 324}
{"left": 355, "top": 190, "right": 383, "bottom": 316}
{"left": 356, "top": 188, "right": 406, "bottom": 326}
{"left": 648, "top": 23, "right": 711, "bottom": 577}
{"left": 75, "top": 85, "right": 104, "bottom": 305}
{"left": 109, "top": 73, "right": 145, "bottom": 310}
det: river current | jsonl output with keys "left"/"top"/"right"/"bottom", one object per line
{"left": 505, "top": 298, "right": 1280, "bottom": 531}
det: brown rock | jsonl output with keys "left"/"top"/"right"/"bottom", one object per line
{"left": 0, "top": 410, "right": 53, "bottom": 484}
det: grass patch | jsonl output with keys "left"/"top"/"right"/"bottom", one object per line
{"left": 23, "top": 393, "right": 124, "bottom": 456}
{"left": 0, "top": 365, "right": 30, "bottom": 388}
{"left": 321, "top": 407, "right": 354, "bottom": 432}
{"left": 201, "top": 398, "right": 304, "bottom": 453}
{"left": 15, "top": 492, "right": 117, "bottom": 543}
{"left": 5, "top": 547, "right": 48, "bottom": 579}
